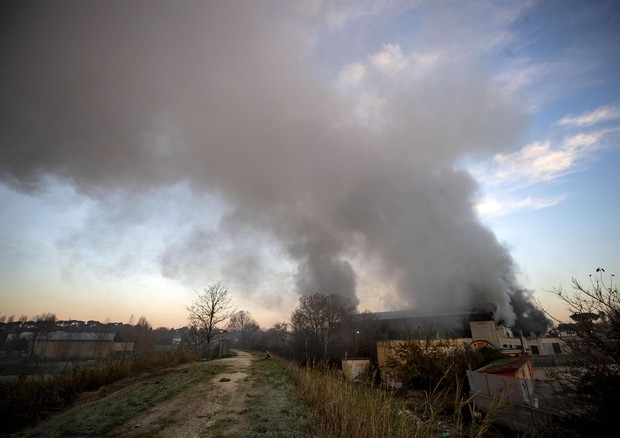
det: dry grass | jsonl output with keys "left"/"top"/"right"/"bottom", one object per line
{"left": 210, "top": 353, "right": 320, "bottom": 437}
{"left": 0, "top": 350, "right": 197, "bottom": 434}
{"left": 279, "top": 358, "right": 498, "bottom": 438}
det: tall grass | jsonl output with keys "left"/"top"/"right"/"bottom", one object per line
{"left": 279, "top": 358, "right": 498, "bottom": 438}
{"left": 0, "top": 349, "right": 196, "bottom": 434}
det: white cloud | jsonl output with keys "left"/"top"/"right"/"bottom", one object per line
{"left": 338, "top": 45, "right": 442, "bottom": 91}
{"left": 558, "top": 105, "right": 620, "bottom": 127}
{"left": 370, "top": 44, "right": 407, "bottom": 75}
{"left": 489, "top": 133, "right": 601, "bottom": 184}
{"left": 470, "top": 131, "right": 605, "bottom": 217}
{"left": 337, "top": 63, "right": 367, "bottom": 87}
{"left": 475, "top": 194, "right": 567, "bottom": 218}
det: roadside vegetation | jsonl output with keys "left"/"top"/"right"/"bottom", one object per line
{"left": 7, "top": 351, "right": 319, "bottom": 438}
{"left": 209, "top": 353, "right": 320, "bottom": 438}
{"left": 384, "top": 340, "right": 505, "bottom": 392}
{"left": 547, "top": 271, "right": 620, "bottom": 436}
{"left": 3, "top": 346, "right": 505, "bottom": 437}
{"left": 280, "top": 357, "right": 498, "bottom": 438}
{"left": 1, "top": 350, "right": 196, "bottom": 435}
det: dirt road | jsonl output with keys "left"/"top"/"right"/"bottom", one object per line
{"left": 12, "top": 351, "right": 318, "bottom": 438}
{"left": 112, "top": 351, "right": 255, "bottom": 437}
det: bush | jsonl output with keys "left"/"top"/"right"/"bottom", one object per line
{"left": 384, "top": 339, "right": 504, "bottom": 392}
{"left": 549, "top": 273, "right": 620, "bottom": 436}
{"left": 278, "top": 356, "right": 496, "bottom": 437}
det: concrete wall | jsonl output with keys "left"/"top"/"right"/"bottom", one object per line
{"left": 342, "top": 359, "right": 370, "bottom": 381}
{"left": 470, "top": 320, "right": 500, "bottom": 347}
{"left": 35, "top": 340, "right": 113, "bottom": 359}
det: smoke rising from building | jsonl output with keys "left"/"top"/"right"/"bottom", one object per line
{"left": 0, "top": 2, "right": 549, "bottom": 330}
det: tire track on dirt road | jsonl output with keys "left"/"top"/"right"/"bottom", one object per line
{"left": 111, "top": 350, "right": 254, "bottom": 437}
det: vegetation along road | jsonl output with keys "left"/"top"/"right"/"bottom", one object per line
{"left": 11, "top": 351, "right": 319, "bottom": 438}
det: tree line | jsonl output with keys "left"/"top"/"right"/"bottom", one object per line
{"left": 0, "top": 313, "right": 166, "bottom": 355}
{"left": 185, "top": 282, "right": 389, "bottom": 362}
{"left": 2, "top": 281, "right": 376, "bottom": 362}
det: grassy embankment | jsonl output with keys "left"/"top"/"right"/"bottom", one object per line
{"left": 279, "top": 357, "right": 498, "bottom": 438}
{"left": 2, "top": 351, "right": 499, "bottom": 437}
{"left": 208, "top": 353, "right": 320, "bottom": 438}
{"left": 7, "top": 351, "right": 321, "bottom": 438}
{"left": 1, "top": 350, "right": 197, "bottom": 435}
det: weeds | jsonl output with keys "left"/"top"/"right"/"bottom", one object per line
{"left": 279, "top": 357, "right": 497, "bottom": 438}
{"left": 223, "top": 353, "right": 320, "bottom": 437}
{"left": 0, "top": 350, "right": 196, "bottom": 434}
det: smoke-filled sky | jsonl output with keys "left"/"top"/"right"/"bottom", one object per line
{"left": 1, "top": 1, "right": 619, "bottom": 330}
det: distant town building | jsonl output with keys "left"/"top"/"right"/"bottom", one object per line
{"left": 34, "top": 331, "right": 134, "bottom": 360}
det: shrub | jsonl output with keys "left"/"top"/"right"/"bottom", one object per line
{"left": 385, "top": 339, "right": 504, "bottom": 392}
{"left": 278, "top": 356, "right": 496, "bottom": 437}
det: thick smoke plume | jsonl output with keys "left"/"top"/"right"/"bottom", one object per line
{"left": 0, "top": 2, "right": 548, "bottom": 329}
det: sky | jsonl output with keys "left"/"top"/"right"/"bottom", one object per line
{"left": 1, "top": 0, "right": 619, "bottom": 330}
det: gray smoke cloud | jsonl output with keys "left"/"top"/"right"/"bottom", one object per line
{"left": 0, "top": 1, "right": 548, "bottom": 328}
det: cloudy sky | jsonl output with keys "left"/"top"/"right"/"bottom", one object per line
{"left": 1, "top": 0, "right": 619, "bottom": 329}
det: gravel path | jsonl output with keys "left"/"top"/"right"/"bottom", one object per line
{"left": 11, "top": 351, "right": 318, "bottom": 438}
{"left": 110, "top": 350, "right": 255, "bottom": 437}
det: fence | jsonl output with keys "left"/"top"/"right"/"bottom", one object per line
{"left": 466, "top": 370, "right": 535, "bottom": 405}
{"left": 470, "top": 392, "right": 561, "bottom": 433}
{"left": 467, "top": 370, "right": 567, "bottom": 433}
{"left": 200, "top": 338, "right": 231, "bottom": 358}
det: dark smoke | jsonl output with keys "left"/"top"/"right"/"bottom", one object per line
{"left": 508, "top": 288, "right": 551, "bottom": 335}
{"left": 0, "top": 1, "right": 548, "bottom": 329}
{"left": 296, "top": 256, "right": 358, "bottom": 306}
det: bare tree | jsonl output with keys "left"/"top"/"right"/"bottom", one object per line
{"left": 227, "top": 310, "right": 258, "bottom": 332}
{"left": 227, "top": 310, "right": 260, "bottom": 349}
{"left": 187, "top": 282, "right": 235, "bottom": 351}
{"left": 291, "top": 293, "right": 356, "bottom": 359}
{"left": 264, "top": 322, "right": 290, "bottom": 354}
{"left": 550, "top": 269, "right": 620, "bottom": 436}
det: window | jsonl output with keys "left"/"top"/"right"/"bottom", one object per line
{"left": 552, "top": 343, "right": 562, "bottom": 354}
{"left": 531, "top": 345, "right": 540, "bottom": 355}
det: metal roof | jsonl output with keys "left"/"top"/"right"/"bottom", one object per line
{"left": 475, "top": 355, "right": 531, "bottom": 374}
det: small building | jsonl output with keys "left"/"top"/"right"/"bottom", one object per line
{"left": 527, "top": 337, "right": 565, "bottom": 356}
{"left": 468, "top": 355, "right": 535, "bottom": 405}
{"left": 467, "top": 354, "right": 560, "bottom": 433}
{"left": 200, "top": 337, "right": 231, "bottom": 358}
{"left": 471, "top": 313, "right": 568, "bottom": 357}
{"left": 34, "top": 331, "right": 133, "bottom": 360}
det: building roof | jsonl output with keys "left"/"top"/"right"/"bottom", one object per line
{"left": 475, "top": 355, "right": 531, "bottom": 374}
{"left": 38, "top": 331, "right": 116, "bottom": 341}
{"left": 370, "top": 310, "right": 470, "bottom": 320}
